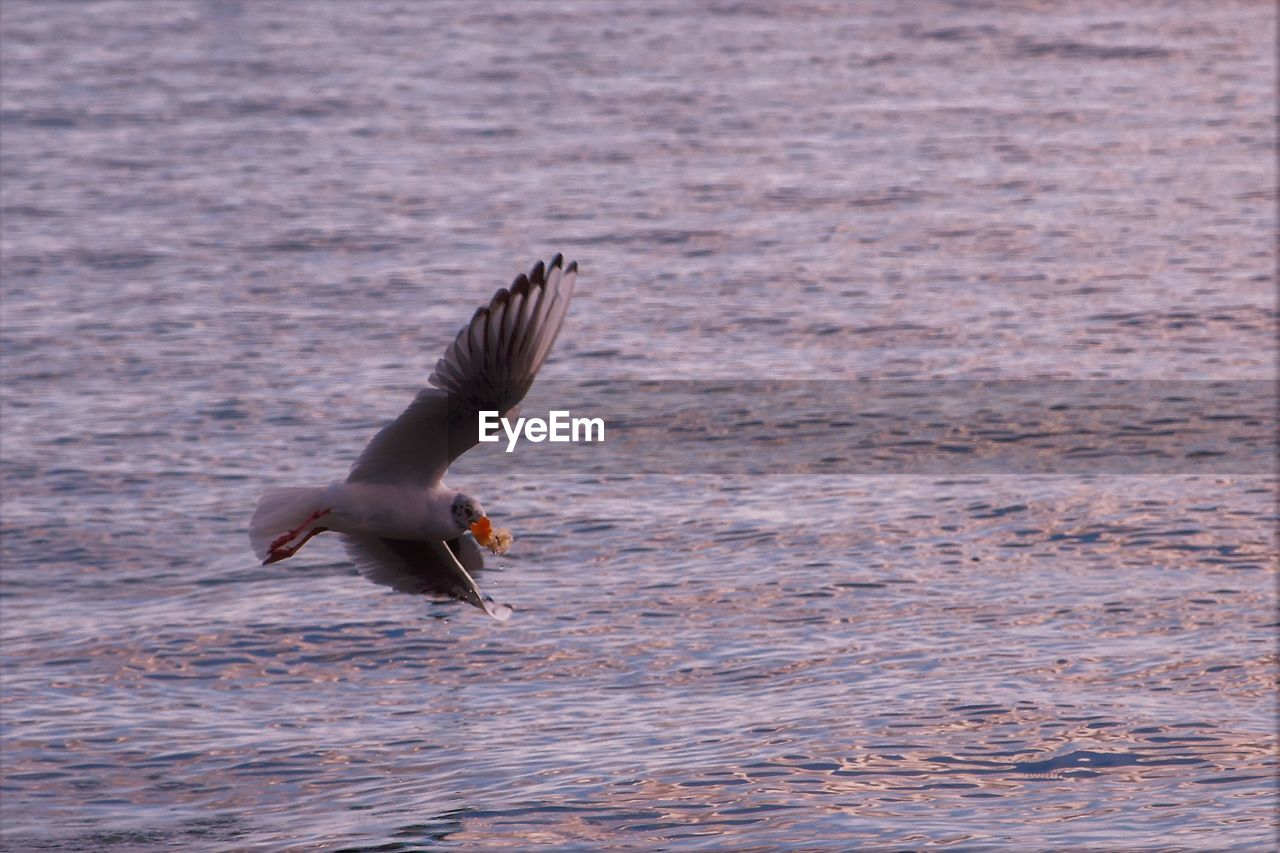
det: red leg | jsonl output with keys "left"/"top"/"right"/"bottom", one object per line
{"left": 263, "top": 509, "right": 331, "bottom": 565}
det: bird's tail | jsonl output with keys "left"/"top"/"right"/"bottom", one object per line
{"left": 249, "top": 486, "right": 329, "bottom": 563}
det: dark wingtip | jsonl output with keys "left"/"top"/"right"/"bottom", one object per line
{"left": 528, "top": 260, "right": 546, "bottom": 285}
{"left": 548, "top": 252, "right": 564, "bottom": 270}
{"left": 566, "top": 259, "right": 578, "bottom": 273}
{"left": 510, "top": 273, "right": 529, "bottom": 291}
{"left": 492, "top": 287, "right": 510, "bottom": 306}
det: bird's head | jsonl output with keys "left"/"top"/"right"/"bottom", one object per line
{"left": 451, "top": 493, "right": 513, "bottom": 555}
{"left": 450, "top": 493, "right": 487, "bottom": 535}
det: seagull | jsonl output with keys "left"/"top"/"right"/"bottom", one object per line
{"left": 249, "top": 254, "right": 578, "bottom": 620}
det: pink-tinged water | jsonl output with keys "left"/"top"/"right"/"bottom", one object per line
{"left": 1, "top": 1, "right": 1276, "bottom": 848}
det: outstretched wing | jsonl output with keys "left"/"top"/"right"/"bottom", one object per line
{"left": 342, "top": 533, "right": 512, "bottom": 621}
{"left": 347, "top": 254, "right": 578, "bottom": 486}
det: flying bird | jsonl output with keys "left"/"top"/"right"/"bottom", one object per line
{"left": 249, "top": 254, "right": 578, "bottom": 620}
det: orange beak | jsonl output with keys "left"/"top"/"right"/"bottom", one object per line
{"left": 469, "top": 516, "right": 513, "bottom": 556}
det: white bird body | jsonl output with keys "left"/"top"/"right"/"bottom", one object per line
{"left": 317, "top": 481, "right": 461, "bottom": 542}
{"left": 249, "top": 254, "right": 578, "bottom": 620}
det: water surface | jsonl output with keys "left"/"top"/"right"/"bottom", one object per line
{"left": 1, "top": 1, "right": 1276, "bottom": 848}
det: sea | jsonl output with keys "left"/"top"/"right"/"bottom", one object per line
{"left": 1, "top": 1, "right": 1276, "bottom": 849}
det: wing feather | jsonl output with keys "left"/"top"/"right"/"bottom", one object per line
{"left": 342, "top": 533, "right": 509, "bottom": 620}
{"left": 432, "top": 351, "right": 465, "bottom": 390}
{"left": 509, "top": 267, "right": 554, "bottom": 371}
{"left": 501, "top": 276, "right": 531, "bottom": 363}
{"left": 486, "top": 290, "right": 509, "bottom": 376}
{"left": 348, "top": 255, "right": 578, "bottom": 486}
{"left": 508, "top": 273, "right": 540, "bottom": 362}
{"left": 532, "top": 266, "right": 577, "bottom": 370}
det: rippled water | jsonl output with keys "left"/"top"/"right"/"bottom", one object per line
{"left": 2, "top": 1, "right": 1276, "bottom": 849}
